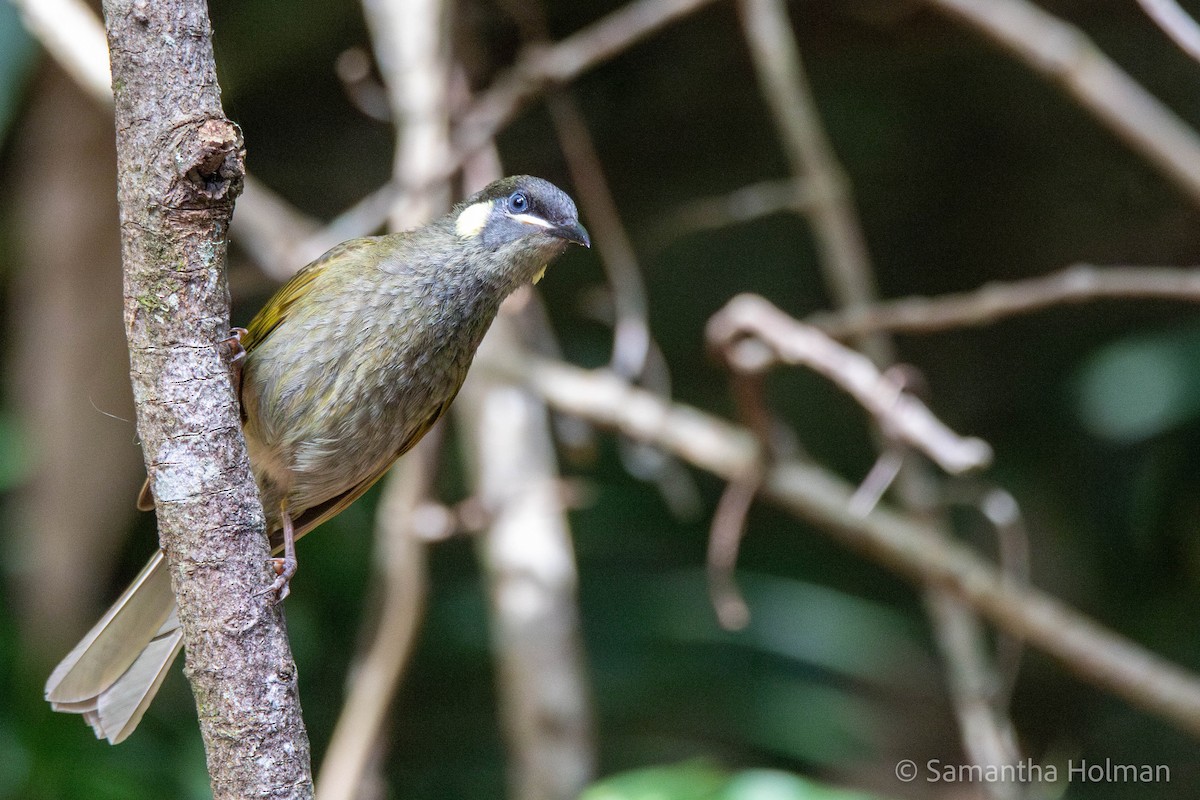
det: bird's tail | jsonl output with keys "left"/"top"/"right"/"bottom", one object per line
{"left": 44, "top": 550, "right": 182, "bottom": 744}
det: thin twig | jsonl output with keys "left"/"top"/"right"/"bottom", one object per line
{"left": 706, "top": 467, "right": 762, "bottom": 631}
{"left": 929, "top": 0, "right": 1200, "bottom": 209}
{"left": 976, "top": 486, "right": 1030, "bottom": 710}
{"left": 650, "top": 178, "right": 814, "bottom": 248}
{"left": 334, "top": 46, "right": 391, "bottom": 122}
{"left": 452, "top": 0, "right": 721, "bottom": 178}
{"left": 736, "top": 0, "right": 891, "bottom": 365}
{"left": 924, "top": 590, "right": 1022, "bottom": 792}
{"left": 615, "top": 339, "right": 706, "bottom": 520}
{"left": 808, "top": 264, "right": 1200, "bottom": 339}
{"left": 498, "top": 0, "right": 653, "bottom": 381}
{"left": 708, "top": 295, "right": 993, "bottom": 474}
{"left": 547, "top": 94, "right": 652, "bottom": 380}
{"left": 848, "top": 449, "right": 906, "bottom": 517}
{"left": 739, "top": 0, "right": 1019, "bottom": 784}
{"left": 704, "top": 356, "right": 787, "bottom": 628}
{"left": 494, "top": 354, "right": 1200, "bottom": 739}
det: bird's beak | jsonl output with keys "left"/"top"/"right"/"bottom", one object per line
{"left": 511, "top": 212, "right": 591, "bottom": 248}
{"left": 552, "top": 220, "right": 590, "bottom": 248}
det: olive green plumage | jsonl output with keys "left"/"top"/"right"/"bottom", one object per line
{"left": 45, "top": 175, "right": 588, "bottom": 743}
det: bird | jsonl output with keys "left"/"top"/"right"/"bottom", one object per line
{"left": 44, "top": 175, "right": 589, "bottom": 744}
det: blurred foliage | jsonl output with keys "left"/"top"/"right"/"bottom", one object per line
{"left": 0, "top": 410, "right": 31, "bottom": 492}
{"left": 3, "top": 0, "right": 1200, "bottom": 799}
{"left": 0, "top": 3, "right": 36, "bottom": 149}
{"left": 579, "top": 761, "right": 892, "bottom": 800}
{"left": 1077, "top": 322, "right": 1200, "bottom": 444}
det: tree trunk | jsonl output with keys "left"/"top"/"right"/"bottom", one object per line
{"left": 100, "top": 1, "right": 313, "bottom": 796}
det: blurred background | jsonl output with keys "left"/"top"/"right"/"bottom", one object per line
{"left": 3, "top": 0, "right": 1200, "bottom": 798}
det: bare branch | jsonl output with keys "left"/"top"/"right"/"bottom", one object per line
{"left": 929, "top": 0, "right": 1200, "bottom": 209}
{"left": 710, "top": 297, "right": 1013, "bottom": 775}
{"left": 495, "top": 355, "right": 1200, "bottom": 739}
{"left": 11, "top": 0, "right": 111, "bottom": 101}
{"left": 808, "top": 264, "right": 1200, "bottom": 339}
{"left": 709, "top": 295, "right": 994, "bottom": 474}
{"left": 1136, "top": 0, "right": 1200, "bottom": 66}
{"left": 315, "top": 440, "right": 433, "bottom": 800}
{"left": 736, "top": 0, "right": 891, "bottom": 365}
{"left": 453, "top": 118, "right": 596, "bottom": 800}
{"left": 739, "top": 0, "right": 1019, "bottom": 781}
{"left": 364, "top": 0, "right": 453, "bottom": 227}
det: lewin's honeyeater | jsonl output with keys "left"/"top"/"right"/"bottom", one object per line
{"left": 44, "top": 175, "right": 589, "bottom": 743}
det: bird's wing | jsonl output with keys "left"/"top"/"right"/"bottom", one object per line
{"left": 241, "top": 237, "right": 378, "bottom": 353}
{"left": 136, "top": 237, "right": 387, "bottom": 512}
{"left": 272, "top": 393, "right": 459, "bottom": 549}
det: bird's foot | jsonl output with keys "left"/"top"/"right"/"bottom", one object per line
{"left": 259, "top": 556, "right": 296, "bottom": 603}
{"left": 220, "top": 327, "right": 249, "bottom": 364}
{"left": 220, "top": 327, "right": 248, "bottom": 397}
{"left": 259, "top": 500, "right": 298, "bottom": 603}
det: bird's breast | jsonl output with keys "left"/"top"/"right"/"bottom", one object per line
{"left": 241, "top": 272, "right": 497, "bottom": 518}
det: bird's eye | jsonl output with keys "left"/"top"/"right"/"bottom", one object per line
{"left": 508, "top": 191, "right": 529, "bottom": 213}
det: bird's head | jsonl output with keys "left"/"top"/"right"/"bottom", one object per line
{"left": 452, "top": 176, "right": 589, "bottom": 284}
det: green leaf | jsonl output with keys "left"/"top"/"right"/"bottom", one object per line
{"left": 580, "top": 761, "right": 730, "bottom": 800}
{"left": 580, "top": 764, "right": 898, "bottom": 800}
{"left": 1076, "top": 324, "right": 1200, "bottom": 443}
{"left": 721, "top": 770, "right": 892, "bottom": 800}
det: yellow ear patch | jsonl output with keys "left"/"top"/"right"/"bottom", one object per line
{"left": 532, "top": 265, "right": 547, "bottom": 284}
{"left": 455, "top": 201, "right": 493, "bottom": 238}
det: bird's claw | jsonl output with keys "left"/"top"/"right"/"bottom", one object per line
{"left": 220, "top": 327, "right": 249, "bottom": 364}
{"left": 258, "top": 556, "right": 296, "bottom": 603}
{"left": 220, "top": 327, "right": 248, "bottom": 397}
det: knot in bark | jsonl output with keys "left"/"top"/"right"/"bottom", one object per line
{"left": 166, "top": 118, "right": 246, "bottom": 209}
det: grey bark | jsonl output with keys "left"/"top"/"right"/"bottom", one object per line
{"left": 100, "top": 1, "right": 313, "bottom": 796}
